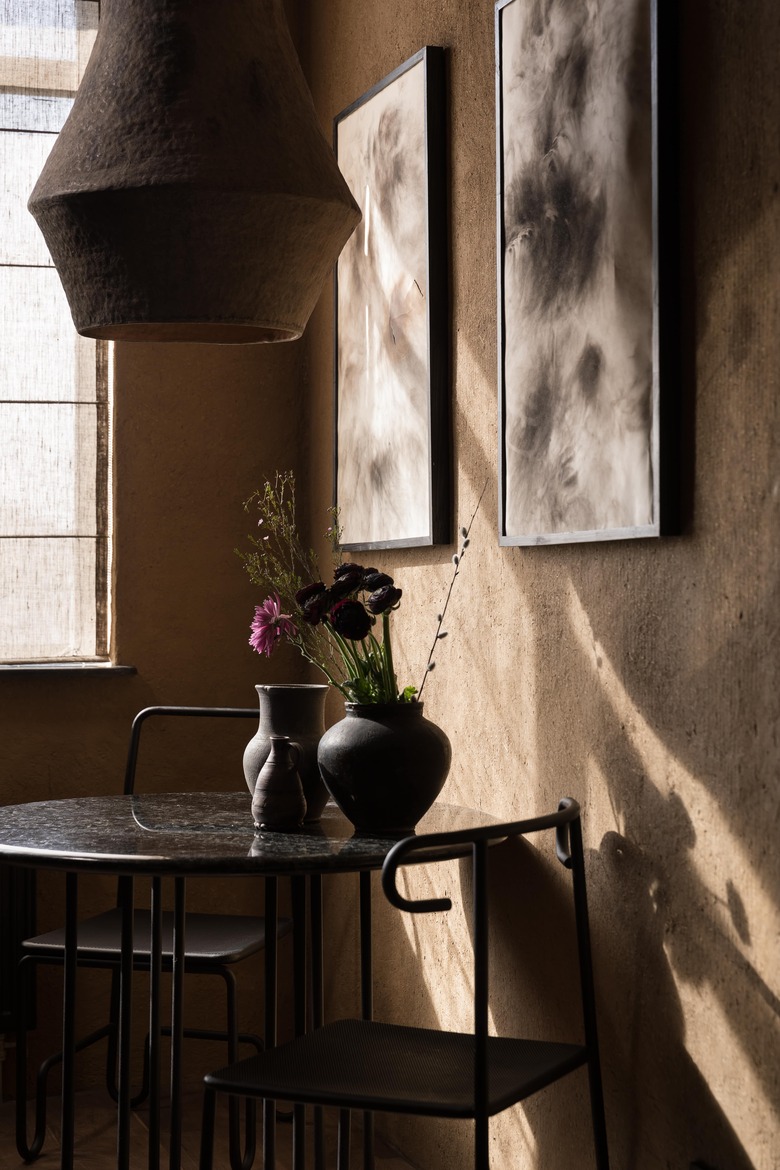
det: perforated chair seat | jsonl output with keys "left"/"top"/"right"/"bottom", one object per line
{"left": 205, "top": 1017, "right": 588, "bottom": 1117}
{"left": 23, "top": 908, "right": 291, "bottom": 966}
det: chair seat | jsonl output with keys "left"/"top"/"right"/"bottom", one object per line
{"left": 23, "top": 908, "right": 292, "bottom": 965}
{"left": 204, "top": 1018, "right": 588, "bottom": 1118}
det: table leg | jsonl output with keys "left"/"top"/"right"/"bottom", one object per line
{"left": 263, "top": 876, "right": 278, "bottom": 1170}
{"left": 359, "top": 872, "right": 374, "bottom": 1170}
{"left": 291, "top": 875, "right": 307, "bottom": 1170}
{"left": 148, "top": 876, "right": 163, "bottom": 1170}
{"left": 61, "top": 872, "right": 78, "bottom": 1170}
{"left": 117, "top": 875, "right": 134, "bottom": 1170}
{"left": 310, "top": 874, "right": 324, "bottom": 1170}
{"left": 169, "top": 876, "right": 186, "bottom": 1170}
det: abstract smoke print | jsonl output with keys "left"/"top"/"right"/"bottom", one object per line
{"left": 498, "top": 0, "right": 658, "bottom": 543}
{"left": 336, "top": 57, "right": 431, "bottom": 548}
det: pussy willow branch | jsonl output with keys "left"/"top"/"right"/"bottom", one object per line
{"left": 417, "top": 480, "right": 488, "bottom": 701}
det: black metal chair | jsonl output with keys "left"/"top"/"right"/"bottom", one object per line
{"left": 198, "top": 798, "right": 609, "bottom": 1170}
{"left": 16, "top": 704, "right": 291, "bottom": 1170}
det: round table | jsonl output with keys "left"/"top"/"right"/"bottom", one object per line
{"left": 0, "top": 793, "right": 498, "bottom": 1170}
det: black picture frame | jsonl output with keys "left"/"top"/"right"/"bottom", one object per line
{"left": 496, "top": 0, "right": 674, "bottom": 546}
{"left": 333, "top": 46, "right": 449, "bottom": 551}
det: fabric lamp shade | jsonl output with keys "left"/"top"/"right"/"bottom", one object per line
{"left": 27, "top": 0, "right": 361, "bottom": 343}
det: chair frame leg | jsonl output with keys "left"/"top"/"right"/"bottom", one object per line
{"left": 167, "top": 876, "right": 186, "bottom": 1170}
{"left": 223, "top": 964, "right": 257, "bottom": 1170}
{"left": 337, "top": 1109, "right": 351, "bottom": 1170}
{"left": 263, "top": 877, "right": 278, "bottom": 1170}
{"left": 473, "top": 840, "right": 490, "bottom": 1170}
{"left": 15, "top": 951, "right": 41, "bottom": 1163}
{"left": 359, "top": 872, "right": 374, "bottom": 1170}
{"left": 569, "top": 819, "right": 610, "bottom": 1170}
{"left": 291, "top": 875, "right": 308, "bottom": 1170}
{"left": 199, "top": 1086, "right": 217, "bottom": 1170}
{"left": 147, "top": 877, "right": 163, "bottom": 1170}
{"left": 311, "top": 874, "right": 325, "bottom": 1170}
{"left": 14, "top": 950, "right": 112, "bottom": 1160}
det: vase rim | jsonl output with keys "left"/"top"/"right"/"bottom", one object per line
{"left": 255, "top": 683, "right": 329, "bottom": 691}
{"left": 344, "top": 700, "right": 424, "bottom": 714}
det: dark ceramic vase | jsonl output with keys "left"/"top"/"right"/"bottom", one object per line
{"left": 242, "top": 684, "right": 329, "bottom": 822}
{"left": 316, "top": 702, "right": 451, "bottom": 836}
{"left": 251, "top": 735, "right": 306, "bottom": 831}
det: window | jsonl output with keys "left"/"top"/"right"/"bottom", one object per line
{"left": 0, "top": 1, "right": 111, "bottom": 663}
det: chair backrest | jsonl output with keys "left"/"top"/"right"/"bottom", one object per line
{"left": 381, "top": 798, "right": 603, "bottom": 1125}
{"left": 122, "top": 705, "right": 258, "bottom": 795}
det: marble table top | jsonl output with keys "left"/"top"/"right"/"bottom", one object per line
{"left": 0, "top": 792, "right": 500, "bottom": 876}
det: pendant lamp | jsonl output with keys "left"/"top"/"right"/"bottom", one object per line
{"left": 28, "top": 0, "right": 361, "bottom": 343}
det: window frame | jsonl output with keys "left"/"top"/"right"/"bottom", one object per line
{"left": 0, "top": 0, "right": 114, "bottom": 667}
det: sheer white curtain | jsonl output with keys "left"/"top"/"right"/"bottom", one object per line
{"left": 0, "top": 1, "right": 109, "bottom": 662}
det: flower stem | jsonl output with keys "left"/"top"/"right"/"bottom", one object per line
{"left": 293, "top": 641, "right": 348, "bottom": 696}
{"left": 329, "top": 626, "right": 365, "bottom": 684}
{"left": 381, "top": 611, "right": 397, "bottom": 702}
{"left": 418, "top": 481, "right": 487, "bottom": 700}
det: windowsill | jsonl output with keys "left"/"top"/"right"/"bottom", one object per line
{"left": 0, "top": 663, "right": 136, "bottom": 675}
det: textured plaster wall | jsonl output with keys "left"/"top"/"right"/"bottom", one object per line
{"left": 298, "top": 2, "right": 780, "bottom": 1169}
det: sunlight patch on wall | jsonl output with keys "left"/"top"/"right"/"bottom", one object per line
{"left": 566, "top": 582, "right": 779, "bottom": 982}
{"left": 673, "top": 978, "right": 779, "bottom": 1167}
{"left": 489, "top": 1100, "right": 537, "bottom": 1167}
{"left": 567, "top": 582, "right": 780, "bottom": 1168}
{"left": 389, "top": 550, "right": 541, "bottom": 816}
{"left": 394, "top": 859, "right": 475, "bottom": 1032}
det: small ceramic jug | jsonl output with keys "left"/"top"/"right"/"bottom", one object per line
{"left": 251, "top": 735, "right": 307, "bottom": 831}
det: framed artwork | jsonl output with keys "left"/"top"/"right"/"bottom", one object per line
{"left": 496, "top": 0, "right": 670, "bottom": 545}
{"left": 334, "top": 46, "right": 449, "bottom": 550}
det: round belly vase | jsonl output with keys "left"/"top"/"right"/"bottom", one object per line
{"left": 316, "top": 702, "right": 452, "bottom": 837}
{"left": 243, "top": 683, "right": 329, "bottom": 822}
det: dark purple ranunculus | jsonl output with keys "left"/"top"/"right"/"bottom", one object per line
{"left": 295, "top": 581, "right": 326, "bottom": 606}
{"left": 366, "top": 585, "right": 402, "bottom": 614}
{"left": 329, "top": 599, "right": 372, "bottom": 640}
{"left": 329, "top": 570, "right": 363, "bottom": 600}
{"left": 362, "top": 570, "right": 394, "bottom": 591}
{"left": 301, "top": 589, "right": 332, "bottom": 625}
{"left": 334, "top": 562, "right": 363, "bottom": 579}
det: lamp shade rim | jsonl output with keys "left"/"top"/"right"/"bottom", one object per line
{"left": 79, "top": 319, "right": 303, "bottom": 344}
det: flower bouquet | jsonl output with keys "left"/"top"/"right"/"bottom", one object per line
{"left": 239, "top": 472, "right": 479, "bottom": 834}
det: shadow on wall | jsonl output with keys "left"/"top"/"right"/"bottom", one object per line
{"left": 564, "top": 585, "right": 778, "bottom": 1170}
{"left": 487, "top": 836, "right": 759, "bottom": 1170}
{"left": 489, "top": 825, "right": 770, "bottom": 1170}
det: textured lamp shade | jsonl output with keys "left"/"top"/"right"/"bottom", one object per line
{"left": 27, "top": 0, "right": 361, "bottom": 343}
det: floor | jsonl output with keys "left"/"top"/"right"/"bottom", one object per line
{"left": 0, "top": 1091, "right": 417, "bottom": 1169}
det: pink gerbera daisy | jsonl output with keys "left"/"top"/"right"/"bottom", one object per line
{"left": 249, "top": 594, "right": 297, "bottom": 657}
